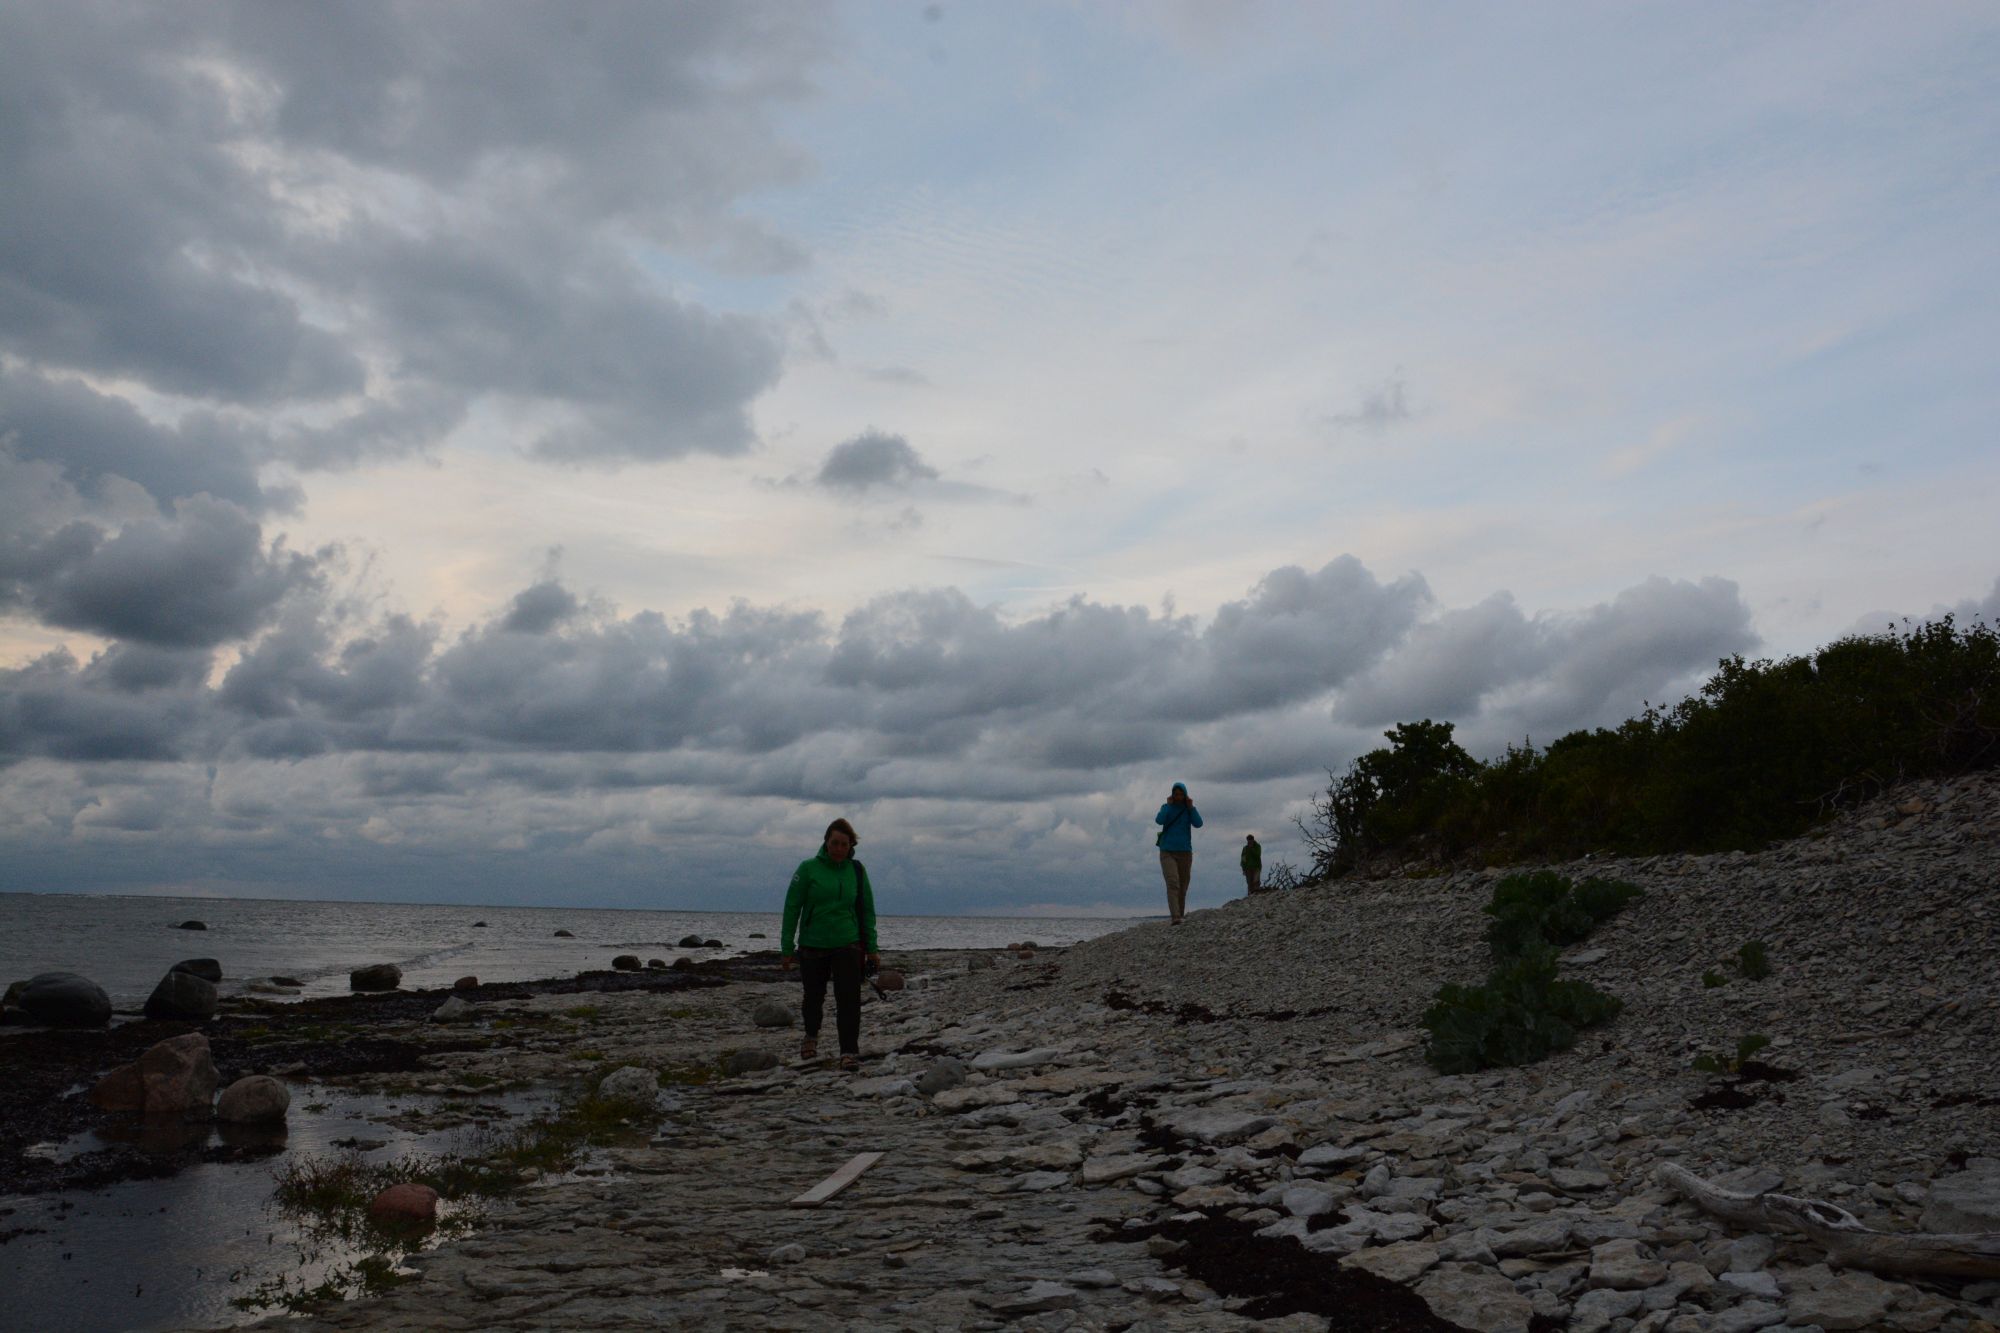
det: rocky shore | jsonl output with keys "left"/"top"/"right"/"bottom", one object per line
{"left": 157, "top": 771, "right": 1995, "bottom": 1332}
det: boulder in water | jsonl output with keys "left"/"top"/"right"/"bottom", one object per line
{"left": 554, "top": 929, "right": 574, "bottom": 938}
{"left": 453, "top": 975, "right": 479, "bottom": 989}
{"left": 216, "top": 1075, "right": 290, "bottom": 1123}
{"left": 431, "top": 996, "right": 475, "bottom": 1023}
{"left": 748, "top": 932, "right": 767, "bottom": 939}
{"left": 145, "top": 969, "right": 219, "bottom": 1021}
{"left": 471, "top": 921, "right": 488, "bottom": 928}
{"left": 176, "top": 920, "right": 207, "bottom": 931}
{"left": 752, "top": 1000, "right": 795, "bottom": 1028}
{"left": 646, "top": 958, "right": 666, "bottom": 969}
{"left": 170, "top": 958, "right": 222, "bottom": 982}
{"left": 349, "top": 963, "right": 402, "bottom": 991}
{"left": 270, "top": 975, "right": 304, "bottom": 987}
{"left": 670, "top": 957, "right": 695, "bottom": 971}
{"left": 369, "top": 1183, "right": 439, "bottom": 1224}
{"left": 704, "top": 938, "right": 722, "bottom": 949}
{"left": 611, "top": 954, "right": 641, "bottom": 971}
{"left": 20, "top": 971, "right": 112, "bottom": 1028}
{"left": 138, "top": 1032, "right": 218, "bottom": 1117}
{"left": 677, "top": 934, "right": 704, "bottom": 948}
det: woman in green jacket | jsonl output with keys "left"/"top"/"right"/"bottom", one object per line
{"left": 780, "top": 817, "right": 880, "bottom": 1069}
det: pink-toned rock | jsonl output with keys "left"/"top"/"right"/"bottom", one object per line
{"left": 1015, "top": 948, "right": 1036, "bottom": 959}
{"left": 453, "top": 975, "right": 479, "bottom": 989}
{"left": 216, "top": 1075, "right": 290, "bottom": 1123}
{"left": 90, "top": 1061, "right": 146, "bottom": 1112}
{"left": 368, "top": 1183, "right": 440, "bottom": 1224}
{"left": 874, "top": 970, "right": 906, "bottom": 991}
{"left": 136, "top": 1032, "right": 218, "bottom": 1118}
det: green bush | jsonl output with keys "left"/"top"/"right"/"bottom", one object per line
{"left": 1735, "top": 940, "right": 1772, "bottom": 980}
{"left": 1306, "top": 616, "right": 1999, "bottom": 870}
{"left": 1422, "top": 949, "right": 1624, "bottom": 1074}
{"left": 1692, "top": 1032, "right": 1771, "bottom": 1074}
{"left": 1483, "top": 871, "right": 1644, "bottom": 961}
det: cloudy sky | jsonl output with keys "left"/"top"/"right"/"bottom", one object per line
{"left": 2, "top": 2, "right": 1996, "bottom": 917}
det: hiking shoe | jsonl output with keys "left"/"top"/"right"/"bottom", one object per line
{"left": 837, "top": 1053, "right": 859, "bottom": 1071}
{"left": 800, "top": 1038, "right": 818, "bottom": 1060}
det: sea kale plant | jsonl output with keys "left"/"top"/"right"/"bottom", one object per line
{"left": 1421, "top": 871, "right": 1643, "bottom": 1074}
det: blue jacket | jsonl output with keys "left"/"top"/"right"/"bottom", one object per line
{"left": 1155, "top": 801, "right": 1202, "bottom": 852}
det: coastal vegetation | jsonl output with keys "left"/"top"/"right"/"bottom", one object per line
{"left": 1300, "top": 616, "right": 2000, "bottom": 875}
{"left": 1421, "top": 871, "right": 1641, "bottom": 1073}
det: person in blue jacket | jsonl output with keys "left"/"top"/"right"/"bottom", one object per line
{"left": 1154, "top": 780, "right": 1203, "bottom": 925}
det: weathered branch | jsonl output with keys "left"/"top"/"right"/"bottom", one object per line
{"left": 1657, "top": 1163, "right": 2000, "bottom": 1279}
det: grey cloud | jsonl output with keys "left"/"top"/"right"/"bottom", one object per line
{"left": 1339, "top": 576, "right": 1758, "bottom": 736}
{"left": 26, "top": 498, "right": 322, "bottom": 650}
{"left": 499, "top": 581, "right": 581, "bottom": 635}
{"left": 0, "top": 368, "right": 285, "bottom": 514}
{"left": 816, "top": 432, "right": 941, "bottom": 492}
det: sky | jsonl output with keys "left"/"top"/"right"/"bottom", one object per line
{"left": 2, "top": 1, "right": 1996, "bottom": 917}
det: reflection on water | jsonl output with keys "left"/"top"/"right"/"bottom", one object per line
{"left": 0, "top": 1085, "right": 552, "bottom": 1332}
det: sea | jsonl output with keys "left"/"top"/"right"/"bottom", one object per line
{"left": 0, "top": 894, "right": 1136, "bottom": 1332}
{"left": 0, "top": 893, "right": 1138, "bottom": 1007}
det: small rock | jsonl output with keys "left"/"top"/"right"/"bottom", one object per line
{"left": 677, "top": 935, "right": 704, "bottom": 948}
{"left": 431, "top": 996, "right": 475, "bottom": 1023}
{"left": 1589, "top": 1238, "right": 1667, "bottom": 1290}
{"left": 914, "top": 1056, "right": 968, "bottom": 1095}
{"left": 348, "top": 962, "right": 402, "bottom": 991}
{"left": 722, "top": 1049, "right": 780, "bottom": 1076}
{"left": 703, "top": 938, "right": 721, "bottom": 948}
{"left": 611, "top": 954, "right": 641, "bottom": 971}
{"left": 1924, "top": 1164, "right": 2000, "bottom": 1233}
{"left": 216, "top": 1075, "right": 290, "bottom": 1123}
{"left": 453, "top": 976, "right": 479, "bottom": 989}
{"left": 1343, "top": 1240, "right": 1440, "bottom": 1284}
{"left": 769, "top": 1243, "right": 807, "bottom": 1264}
{"left": 1719, "top": 1271, "right": 1781, "bottom": 1299}
{"left": 554, "top": 929, "right": 574, "bottom": 937}
{"left": 1569, "top": 1287, "right": 1643, "bottom": 1333}
{"left": 471, "top": 921, "right": 487, "bottom": 927}
{"left": 1416, "top": 1263, "right": 1535, "bottom": 1333}
{"left": 176, "top": 920, "right": 207, "bottom": 931}
{"left": 1785, "top": 1271, "right": 1897, "bottom": 1330}
{"left": 597, "top": 1066, "right": 659, "bottom": 1108}
{"left": 874, "top": 969, "right": 906, "bottom": 991}
{"left": 991, "top": 1281, "right": 1077, "bottom": 1315}
{"left": 752, "top": 1000, "right": 795, "bottom": 1028}
{"left": 368, "top": 1183, "right": 439, "bottom": 1224}
{"left": 646, "top": 958, "right": 666, "bottom": 969}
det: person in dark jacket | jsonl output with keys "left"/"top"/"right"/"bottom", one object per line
{"left": 780, "top": 817, "right": 880, "bottom": 1069}
{"left": 1241, "top": 833, "right": 1263, "bottom": 894}
{"left": 1154, "top": 781, "right": 1202, "bottom": 925}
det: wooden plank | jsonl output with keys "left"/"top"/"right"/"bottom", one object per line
{"left": 789, "top": 1151, "right": 885, "bottom": 1208}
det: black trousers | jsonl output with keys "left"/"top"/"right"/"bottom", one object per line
{"left": 798, "top": 947, "right": 862, "bottom": 1055}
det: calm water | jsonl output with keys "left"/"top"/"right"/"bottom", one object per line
{"left": 0, "top": 893, "right": 1136, "bottom": 1005}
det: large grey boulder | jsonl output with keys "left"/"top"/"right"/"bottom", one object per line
{"left": 20, "top": 971, "right": 112, "bottom": 1028}
{"left": 216, "top": 1074, "right": 290, "bottom": 1123}
{"left": 430, "top": 996, "right": 475, "bottom": 1023}
{"left": 348, "top": 963, "right": 402, "bottom": 991}
{"left": 611, "top": 954, "right": 641, "bottom": 971}
{"left": 721, "top": 1049, "right": 780, "bottom": 1076}
{"left": 677, "top": 934, "right": 705, "bottom": 948}
{"left": 751, "top": 1000, "right": 794, "bottom": 1028}
{"left": 145, "top": 969, "right": 219, "bottom": 1020}
{"left": 170, "top": 958, "right": 222, "bottom": 982}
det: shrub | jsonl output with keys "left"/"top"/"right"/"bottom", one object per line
{"left": 1735, "top": 940, "right": 1772, "bottom": 980}
{"left": 1422, "top": 949, "right": 1624, "bottom": 1074}
{"left": 1692, "top": 1032, "right": 1771, "bottom": 1074}
{"left": 1483, "top": 871, "right": 1644, "bottom": 961}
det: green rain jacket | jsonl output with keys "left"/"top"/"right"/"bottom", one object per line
{"left": 1240, "top": 840, "right": 1262, "bottom": 874}
{"left": 780, "top": 849, "right": 879, "bottom": 955}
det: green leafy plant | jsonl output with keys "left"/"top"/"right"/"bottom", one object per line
{"left": 1691, "top": 1032, "right": 1771, "bottom": 1074}
{"left": 1483, "top": 871, "right": 1645, "bottom": 961}
{"left": 1702, "top": 970, "right": 1727, "bottom": 989}
{"left": 1735, "top": 940, "right": 1772, "bottom": 980}
{"left": 1422, "top": 948, "right": 1624, "bottom": 1074}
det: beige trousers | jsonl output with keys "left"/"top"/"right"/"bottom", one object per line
{"left": 1159, "top": 850, "right": 1193, "bottom": 921}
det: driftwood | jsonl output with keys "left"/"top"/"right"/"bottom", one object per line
{"left": 1658, "top": 1162, "right": 2000, "bottom": 1279}
{"left": 789, "top": 1151, "right": 885, "bottom": 1208}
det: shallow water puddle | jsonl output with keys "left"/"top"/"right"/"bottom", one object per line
{"left": 0, "top": 1083, "right": 552, "bottom": 1331}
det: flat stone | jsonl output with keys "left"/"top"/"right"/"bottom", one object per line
{"left": 1342, "top": 1240, "right": 1439, "bottom": 1284}
{"left": 1160, "top": 1107, "right": 1277, "bottom": 1145}
{"left": 1710, "top": 1300, "right": 1786, "bottom": 1333}
{"left": 1281, "top": 1184, "right": 1342, "bottom": 1219}
{"left": 1785, "top": 1272, "right": 1897, "bottom": 1330}
{"left": 1416, "top": 1263, "right": 1534, "bottom": 1333}
{"left": 970, "top": 1047, "right": 1061, "bottom": 1072}
{"left": 1719, "top": 1270, "right": 1781, "bottom": 1299}
{"left": 1490, "top": 1217, "right": 1572, "bottom": 1256}
{"left": 1012, "top": 1171, "right": 1071, "bottom": 1192}
{"left": 1080, "top": 1153, "right": 1154, "bottom": 1184}
{"left": 1297, "top": 1142, "right": 1372, "bottom": 1169}
{"left": 1588, "top": 1238, "right": 1667, "bottom": 1290}
{"left": 1569, "top": 1287, "right": 1642, "bottom": 1332}
{"left": 990, "top": 1281, "right": 1078, "bottom": 1315}
{"left": 1924, "top": 1166, "right": 2000, "bottom": 1233}
{"left": 1552, "top": 1166, "right": 1613, "bottom": 1192}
